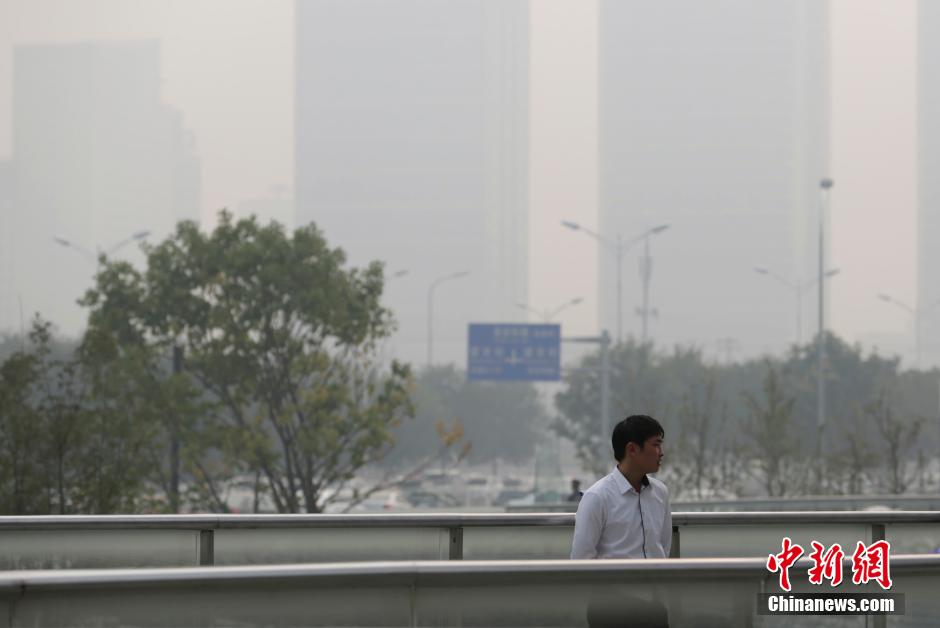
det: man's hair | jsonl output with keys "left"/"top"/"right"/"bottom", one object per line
{"left": 611, "top": 414, "right": 664, "bottom": 462}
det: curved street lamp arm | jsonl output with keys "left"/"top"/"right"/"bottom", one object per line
{"left": 515, "top": 302, "right": 542, "bottom": 318}
{"left": 754, "top": 266, "right": 797, "bottom": 291}
{"left": 560, "top": 220, "right": 617, "bottom": 250}
{"left": 430, "top": 270, "right": 470, "bottom": 291}
{"left": 53, "top": 236, "right": 97, "bottom": 262}
{"left": 626, "top": 224, "right": 670, "bottom": 246}
{"left": 106, "top": 230, "right": 151, "bottom": 255}
{"left": 877, "top": 293, "right": 916, "bottom": 315}
{"left": 547, "top": 297, "right": 584, "bottom": 321}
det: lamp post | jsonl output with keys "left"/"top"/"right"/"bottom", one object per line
{"left": 54, "top": 230, "right": 151, "bottom": 262}
{"left": 561, "top": 221, "right": 669, "bottom": 343}
{"left": 516, "top": 297, "right": 583, "bottom": 322}
{"left": 816, "top": 177, "right": 833, "bottom": 488}
{"left": 754, "top": 266, "right": 840, "bottom": 346}
{"left": 427, "top": 270, "right": 470, "bottom": 367}
{"left": 637, "top": 226, "right": 669, "bottom": 343}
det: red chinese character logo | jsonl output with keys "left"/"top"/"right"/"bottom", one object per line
{"left": 807, "top": 541, "right": 845, "bottom": 587}
{"left": 851, "top": 540, "right": 893, "bottom": 590}
{"left": 766, "top": 537, "right": 805, "bottom": 591}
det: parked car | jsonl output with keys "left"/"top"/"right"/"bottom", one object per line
{"left": 493, "top": 489, "right": 531, "bottom": 507}
{"left": 346, "top": 490, "right": 405, "bottom": 513}
{"left": 405, "top": 490, "right": 461, "bottom": 508}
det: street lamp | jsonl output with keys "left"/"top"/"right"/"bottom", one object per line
{"left": 816, "top": 177, "right": 834, "bottom": 488}
{"left": 53, "top": 230, "right": 151, "bottom": 261}
{"left": 516, "top": 297, "right": 583, "bottom": 322}
{"left": 753, "top": 266, "right": 840, "bottom": 346}
{"left": 427, "top": 270, "right": 470, "bottom": 366}
{"left": 561, "top": 221, "right": 669, "bottom": 343}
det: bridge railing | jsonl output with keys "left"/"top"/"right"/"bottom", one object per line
{"left": 0, "top": 512, "right": 938, "bottom": 569}
{"left": 2, "top": 555, "right": 939, "bottom": 627}
{"left": 509, "top": 494, "right": 940, "bottom": 513}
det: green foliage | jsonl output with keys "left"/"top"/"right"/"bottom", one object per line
{"left": 0, "top": 318, "right": 154, "bottom": 514}
{"left": 0, "top": 325, "right": 46, "bottom": 513}
{"left": 81, "top": 211, "right": 419, "bottom": 513}
{"left": 76, "top": 327, "right": 198, "bottom": 512}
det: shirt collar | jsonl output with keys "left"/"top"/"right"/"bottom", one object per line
{"left": 612, "top": 468, "right": 649, "bottom": 494}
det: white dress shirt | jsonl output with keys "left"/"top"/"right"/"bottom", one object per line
{"left": 570, "top": 469, "right": 672, "bottom": 559}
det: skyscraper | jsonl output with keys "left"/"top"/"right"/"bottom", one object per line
{"left": 597, "top": 1, "right": 830, "bottom": 354}
{"left": 918, "top": 0, "right": 940, "bottom": 366}
{"left": 295, "top": 0, "right": 529, "bottom": 366}
{"left": 0, "top": 159, "right": 12, "bottom": 334}
{"left": 10, "top": 41, "right": 200, "bottom": 336}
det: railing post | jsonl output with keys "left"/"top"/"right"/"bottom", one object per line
{"left": 448, "top": 526, "right": 463, "bottom": 560}
{"left": 868, "top": 523, "right": 887, "bottom": 628}
{"left": 198, "top": 529, "right": 215, "bottom": 566}
{"left": 670, "top": 525, "right": 680, "bottom": 558}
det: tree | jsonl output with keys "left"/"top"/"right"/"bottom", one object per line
{"left": 0, "top": 318, "right": 154, "bottom": 514}
{"left": 553, "top": 340, "right": 713, "bottom": 476}
{"left": 741, "top": 365, "right": 801, "bottom": 497}
{"left": 76, "top": 327, "right": 192, "bottom": 513}
{"left": 81, "top": 211, "right": 428, "bottom": 513}
{"left": 30, "top": 321, "right": 86, "bottom": 513}
{"left": 0, "top": 324, "right": 46, "bottom": 513}
{"left": 864, "top": 391, "right": 925, "bottom": 494}
{"left": 673, "top": 374, "right": 730, "bottom": 499}
{"left": 831, "top": 406, "right": 878, "bottom": 495}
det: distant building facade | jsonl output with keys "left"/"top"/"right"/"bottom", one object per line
{"left": 597, "top": 1, "right": 830, "bottom": 354}
{"left": 0, "top": 160, "right": 12, "bottom": 334}
{"left": 295, "top": 0, "right": 529, "bottom": 366}
{"left": 919, "top": 0, "right": 940, "bottom": 366}
{"left": 9, "top": 41, "right": 200, "bottom": 336}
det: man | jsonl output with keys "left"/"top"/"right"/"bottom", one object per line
{"left": 572, "top": 415, "right": 672, "bottom": 627}
{"left": 571, "top": 414, "right": 671, "bottom": 559}
{"left": 566, "top": 478, "right": 583, "bottom": 503}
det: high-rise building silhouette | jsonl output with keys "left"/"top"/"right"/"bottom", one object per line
{"left": 597, "top": 1, "right": 830, "bottom": 353}
{"left": 0, "top": 159, "right": 12, "bottom": 333}
{"left": 295, "top": 0, "right": 529, "bottom": 366}
{"left": 918, "top": 0, "right": 940, "bottom": 366}
{"left": 9, "top": 41, "right": 200, "bottom": 336}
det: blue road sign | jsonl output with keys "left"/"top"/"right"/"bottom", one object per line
{"left": 467, "top": 323, "right": 561, "bottom": 381}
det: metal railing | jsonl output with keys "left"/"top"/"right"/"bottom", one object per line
{"left": 1, "top": 511, "right": 938, "bottom": 568}
{"left": 2, "top": 556, "right": 939, "bottom": 627}
{"left": 509, "top": 494, "right": 940, "bottom": 513}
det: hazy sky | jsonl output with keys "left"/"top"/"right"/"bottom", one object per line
{"left": 0, "top": 0, "right": 922, "bottom": 361}
{"left": 829, "top": 0, "right": 917, "bottom": 353}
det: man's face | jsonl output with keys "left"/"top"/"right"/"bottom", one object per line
{"left": 631, "top": 435, "right": 664, "bottom": 474}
